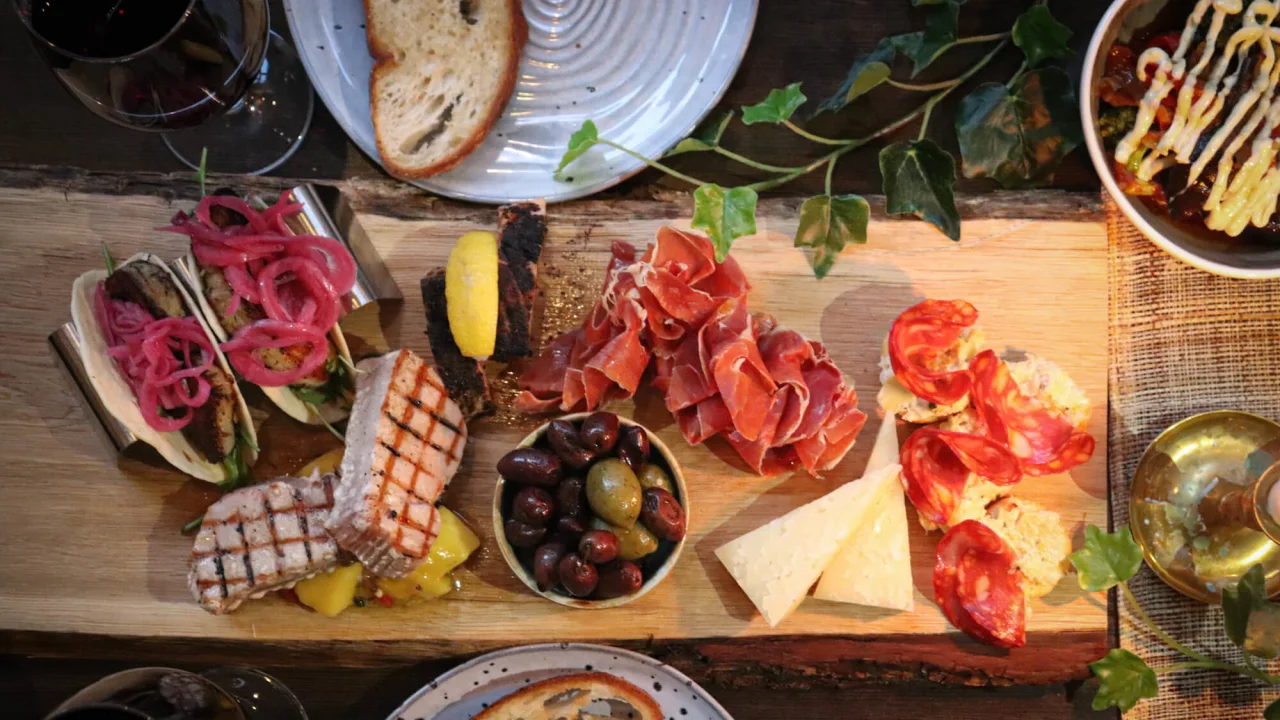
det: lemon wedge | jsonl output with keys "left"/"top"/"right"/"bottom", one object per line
{"left": 445, "top": 230, "right": 499, "bottom": 359}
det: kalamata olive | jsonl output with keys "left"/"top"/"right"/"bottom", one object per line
{"left": 617, "top": 425, "right": 650, "bottom": 471}
{"left": 504, "top": 519, "right": 547, "bottom": 548}
{"left": 557, "top": 476, "right": 587, "bottom": 518}
{"left": 532, "top": 541, "right": 566, "bottom": 592}
{"left": 594, "top": 560, "right": 644, "bottom": 599}
{"left": 636, "top": 463, "right": 675, "bottom": 494}
{"left": 546, "top": 419, "right": 595, "bottom": 469}
{"left": 591, "top": 517, "right": 659, "bottom": 561}
{"left": 498, "top": 448, "right": 563, "bottom": 487}
{"left": 578, "top": 529, "right": 621, "bottom": 564}
{"left": 558, "top": 553, "right": 599, "bottom": 597}
{"left": 512, "top": 486, "right": 554, "bottom": 528}
{"left": 640, "top": 487, "right": 687, "bottom": 542}
{"left": 580, "top": 412, "right": 620, "bottom": 454}
{"left": 586, "top": 458, "right": 642, "bottom": 528}
{"left": 555, "top": 514, "right": 587, "bottom": 547}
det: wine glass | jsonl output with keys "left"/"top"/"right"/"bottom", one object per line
{"left": 44, "top": 667, "right": 307, "bottom": 720}
{"left": 13, "top": 0, "right": 314, "bottom": 175}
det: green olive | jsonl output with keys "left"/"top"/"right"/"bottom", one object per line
{"left": 636, "top": 463, "right": 675, "bottom": 494}
{"left": 590, "top": 517, "right": 659, "bottom": 561}
{"left": 586, "top": 458, "right": 642, "bottom": 528}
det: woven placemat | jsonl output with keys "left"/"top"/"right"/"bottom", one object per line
{"left": 1108, "top": 197, "right": 1280, "bottom": 717}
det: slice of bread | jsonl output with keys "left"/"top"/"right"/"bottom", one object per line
{"left": 363, "top": 0, "right": 527, "bottom": 178}
{"left": 472, "top": 672, "right": 663, "bottom": 720}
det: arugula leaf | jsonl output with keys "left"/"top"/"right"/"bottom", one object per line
{"left": 692, "top": 184, "right": 758, "bottom": 262}
{"left": 742, "top": 83, "right": 807, "bottom": 125}
{"left": 1246, "top": 604, "right": 1280, "bottom": 659}
{"left": 895, "top": 3, "right": 959, "bottom": 77}
{"left": 1089, "top": 649, "right": 1158, "bottom": 712}
{"left": 181, "top": 514, "right": 205, "bottom": 534}
{"left": 955, "top": 67, "right": 1083, "bottom": 188}
{"left": 880, "top": 139, "right": 960, "bottom": 241}
{"left": 292, "top": 386, "right": 331, "bottom": 406}
{"left": 1069, "top": 525, "right": 1144, "bottom": 592}
{"left": 811, "top": 38, "right": 898, "bottom": 117}
{"left": 195, "top": 146, "right": 208, "bottom": 196}
{"left": 666, "top": 111, "right": 735, "bottom": 157}
{"left": 556, "top": 120, "right": 599, "bottom": 176}
{"left": 1223, "top": 563, "right": 1268, "bottom": 647}
{"left": 1013, "top": 5, "right": 1074, "bottom": 67}
{"left": 1267, "top": 697, "right": 1280, "bottom": 720}
{"left": 794, "top": 194, "right": 869, "bottom": 279}
{"left": 219, "top": 440, "right": 251, "bottom": 490}
{"left": 102, "top": 242, "right": 116, "bottom": 275}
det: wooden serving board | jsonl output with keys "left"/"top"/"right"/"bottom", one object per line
{"left": 0, "top": 171, "right": 1108, "bottom": 687}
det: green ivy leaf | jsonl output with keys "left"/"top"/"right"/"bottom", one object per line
{"left": 1089, "top": 649, "right": 1158, "bottom": 713}
{"left": 692, "top": 184, "right": 758, "bottom": 262}
{"left": 1223, "top": 563, "right": 1268, "bottom": 647}
{"left": 880, "top": 139, "right": 960, "bottom": 241}
{"left": 811, "top": 38, "right": 898, "bottom": 117}
{"left": 1069, "top": 525, "right": 1144, "bottom": 592}
{"left": 1266, "top": 697, "right": 1280, "bottom": 720}
{"left": 895, "top": 3, "right": 959, "bottom": 77}
{"left": 742, "top": 83, "right": 807, "bottom": 125}
{"left": 794, "top": 194, "right": 869, "bottom": 279}
{"left": 1013, "top": 4, "right": 1075, "bottom": 67}
{"left": 955, "top": 67, "right": 1083, "bottom": 189}
{"left": 666, "top": 111, "right": 735, "bottom": 157}
{"left": 555, "top": 120, "right": 599, "bottom": 176}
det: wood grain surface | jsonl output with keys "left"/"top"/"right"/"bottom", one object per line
{"left": 0, "top": 177, "right": 1107, "bottom": 684}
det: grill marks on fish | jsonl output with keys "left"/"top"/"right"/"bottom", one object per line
{"left": 105, "top": 263, "right": 189, "bottom": 320}
{"left": 190, "top": 473, "right": 339, "bottom": 614}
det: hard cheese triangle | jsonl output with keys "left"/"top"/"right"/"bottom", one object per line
{"left": 715, "top": 463, "right": 901, "bottom": 627}
{"left": 814, "top": 418, "right": 914, "bottom": 610}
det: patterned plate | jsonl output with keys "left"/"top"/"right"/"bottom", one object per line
{"left": 385, "top": 643, "right": 735, "bottom": 720}
{"left": 283, "top": 0, "right": 758, "bottom": 204}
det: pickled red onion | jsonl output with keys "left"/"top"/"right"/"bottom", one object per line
{"left": 95, "top": 283, "right": 216, "bottom": 433}
{"left": 220, "top": 319, "right": 329, "bottom": 387}
{"left": 257, "top": 256, "right": 340, "bottom": 332}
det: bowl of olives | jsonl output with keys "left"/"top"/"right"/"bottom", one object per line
{"left": 493, "top": 411, "right": 689, "bottom": 608}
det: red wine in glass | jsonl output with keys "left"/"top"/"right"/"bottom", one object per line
{"left": 44, "top": 667, "right": 306, "bottom": 720}
{"left": 15, "top": 0, "right": 314, "bottom": 174}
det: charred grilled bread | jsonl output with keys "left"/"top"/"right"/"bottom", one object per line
{"left": 471, "top": 672, "right": 663, "bottom": 720}
{"left": 494, "top": 199, "right": 547, "bottom": 360}
{"left": 364, "top": 0, "right": 528, "bottom": 178}
{"left": 421, "top": 269, "right": 493, "bottom": 419}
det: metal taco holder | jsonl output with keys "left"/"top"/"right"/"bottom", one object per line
{"left": 52, "top": 183, "right": 398, "bottom": 456}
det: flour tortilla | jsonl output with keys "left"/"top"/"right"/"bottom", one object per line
{"left": 70, "top": 253, "right": 260, "bottom": 483}
{"left": 184, "top": 249, "right": 355, "bottom": 425}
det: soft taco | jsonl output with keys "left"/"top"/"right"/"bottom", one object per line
{"left": 71, "top": 253, "right": 259, "bottom": 483}
{"left": 168, "top": 191, "right": 357, "bottom": 425}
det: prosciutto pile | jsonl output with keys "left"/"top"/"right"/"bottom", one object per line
{"left": 517, "top": 227, "right": 866, "bottom": 476}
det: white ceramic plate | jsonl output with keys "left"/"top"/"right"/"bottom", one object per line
{"left": 283, "top": 0, "right": 758, "bottom": 204}
{"left": 386, "top": 643, "right": 735, "bottom": 720}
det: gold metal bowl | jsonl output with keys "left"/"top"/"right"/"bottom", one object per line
{"left": 1130, "top": 410, "right": 1280, "bottom": 602}
{"left": 492, "top": 413, "right": 689, "bottom": 609}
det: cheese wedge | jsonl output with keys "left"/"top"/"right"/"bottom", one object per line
{"left": 715, "top": 463, "right": 902, "bottom": 627}
{"left": 813, "top": 417, "right": 915, "bottom": 611}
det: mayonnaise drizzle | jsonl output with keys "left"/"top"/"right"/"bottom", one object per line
{"left": 1110, "top": 0, "right": 1280, "bottom": 235}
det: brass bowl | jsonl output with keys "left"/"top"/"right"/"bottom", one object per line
{"left": 1130, "top": 411, "right": 1280, "bottom": 602}
{"left": 492, "top": 413, "right": 689, "bottom": 609}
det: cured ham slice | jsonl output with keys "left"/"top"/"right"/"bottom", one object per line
{"left": 970, "top": 350, "right": 1095, "bottom": 476}
{"left": 901, "top": 428, "right": 1022, "bottom": 528}
{"left": 887, "top": 299, "right": 980, "bottom": 407}
{"left": 934, "top": 520, "right": 1027, "bottom": 648}
{"left": 518, "top": 226, "right": 865, "bottom": 477}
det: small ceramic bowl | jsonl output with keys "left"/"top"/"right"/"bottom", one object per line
{"left": 1081, "top": 0, "right": 1280, "bottom": 279}
{"left": 492, "top": 413, "right": 689, "bottom": 609}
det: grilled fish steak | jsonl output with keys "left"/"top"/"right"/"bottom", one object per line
{"left": 421, "top": 269, "right": 492, "bottom": 419}
{"left": 326, "top": 349, "right": 467, "bottom": 578}
{"left": 104, "top": 262, "right": 237, "bottom": 465}
{"left": 493, "top": 200, "right": 546, "bottom": 361}
{"left": 190, "top": 472, "right": 339, "bottom": 614}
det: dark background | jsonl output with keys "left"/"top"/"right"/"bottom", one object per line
{"left": 0, "top": 0, "right": 1111, "bottom": 717}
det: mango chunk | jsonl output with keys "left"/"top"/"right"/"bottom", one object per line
{"left": 295, "top": 563, "right": 363, "bottom": 618}
{"left": 376, "top": 507, "right": 479, "bottom": 602}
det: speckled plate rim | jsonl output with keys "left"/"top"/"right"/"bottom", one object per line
{"left": 283, "top": 1, "right": 760, "bottom": 205}
{"left": 384, "top": 642, "right": 735, "bottom": 720}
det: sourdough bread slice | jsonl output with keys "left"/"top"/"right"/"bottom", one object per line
{"left": 363, "top": 0, "right": 527, "bottom": 178}
{"left": 472, "top": 672, "right": 663, "bottom": 720}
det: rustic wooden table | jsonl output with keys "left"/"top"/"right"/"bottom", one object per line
{"left": 0, "top": 0, "right": 1115, "bottom": 717}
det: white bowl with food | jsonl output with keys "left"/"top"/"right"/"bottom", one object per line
{"left": 1082, "top": 0, "right": 1280, "bottom": 278}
